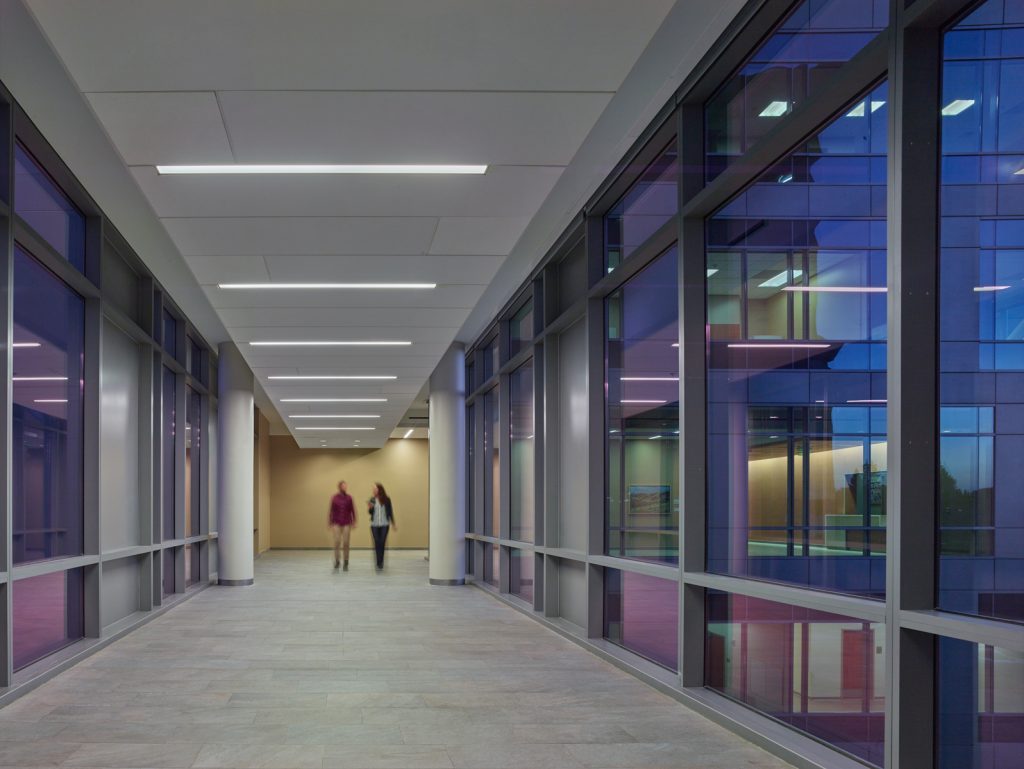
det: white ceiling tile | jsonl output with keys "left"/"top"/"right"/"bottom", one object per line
{"left": 26, "top": 0, "right": 674, "bottom": 92}
{"left": 162, "top": 217, "right": 438, "bottom": 256}
{"left": 184, "top": 255, "right": 270, "bottom": 284}
{"left": 219, "top": 91, "right": 611, "bottom": 167}
{"left": 218, "top": 307, "right": 472, "bottom": 328}
{"left": 86, "top": 92, "right": 233, "bottom": 165}
{"left": 429, "top": 217, "right": 531, "bottom": 256}
{"left": 204, "top": 284, "right": 481, "bottom": 309}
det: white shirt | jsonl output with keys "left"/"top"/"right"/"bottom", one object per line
{"left": 371, "top": 499, "right": 389, "bottom": 527}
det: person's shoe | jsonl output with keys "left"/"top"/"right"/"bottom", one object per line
{"left": 343, "top": 561, "right": 349, "bottom": 572}
{"left": 333, "top": 560, "right": 340, "bottom": 570}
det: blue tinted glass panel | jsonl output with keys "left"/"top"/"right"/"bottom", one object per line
{"left": 605, "top": 142, "right": 678, "bottom": 272}
{"left": 12, "top": 248, "right": 85, "bottom": 565}
{"left": 706, "top": 83, "right": 888, "bottom": 597}
{"left": 937, "top": 636, "right": 1024, "bottom": 769}
{"left": 12, "top": 569, "right": 85, "bottom": 670}
{"left": 509, "top": 361, "right": 535, "bottom": 543}
{"left": 606, "top": 247, "right": 679, "bottom": 565}
{"left": 604, "top": 569, "right": 678, "bottom": 671}
{"left": 14, "top": 144, "right": 86, "bottom": 271}
{"left": 707, "top": 591, "right": 885, "bottom": 766}
{"left": 939, "top": 0, "right": 1024, "bottom": 624}
{"left": 163, "top": 309, "right": 177, "bottom": 355}
{"left": 705, "top": 0, "right": 888, "bottom": 181}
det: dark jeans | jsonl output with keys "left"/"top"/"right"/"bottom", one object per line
{"left": 371, "top": 525, "right": 389, "bottom": 569}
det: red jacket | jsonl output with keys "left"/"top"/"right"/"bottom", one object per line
{"left": 329, "top": 493, "right": 356, "bottom": 526}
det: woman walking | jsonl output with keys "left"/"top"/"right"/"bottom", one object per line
{"left": 328, "top": 480, "right": 356, "bottom": 571}
{"left": 367, "top": 482, "right": 397, "bottom": 571}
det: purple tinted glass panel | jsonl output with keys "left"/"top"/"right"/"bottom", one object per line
{"left": 509, "top": 299, "right": 534, "bottom": 357}
{"left": 13, "top": 143, "right": 86, "bottom": 271}
{"left": 163, "top": 367, "right": 176, "bottom": 541}
{"left": 12, "top": 248, "right": 85, "bottom": 565}
{"left": 510, "top": 361, "right": 535, "bottom": 543}
{"left": 604, "top": 569, "right": 678, "bottom": 671}
{"left": 705, "top": 0, "right": 887, "bottom": 181}
{"left": 706, "top": 83, "right": 888, "bottom": 598}
{"left": 189, "top": 338, "right": 203, "bottom": 380}
{"left": 606, "top": 247, "right": 679, "bottom": 564}
{"left": 707, "top": 591, "right": 885, "bottom": 766}
{"left": 937, "top": 637, "right": 1024, "bottom": 769}
{"left": 185, "top": 387, "right": 201, "bottom": 537}
{"left": 483, "top": 388, "right": 499, "bottom": 537}
{"left": 483, "top": 543, "right": 499, "bottom": 587}
{"left": 939, "top": 0, "right": 1024, "bottom": 624}
{"left": 510, "top": 549, "right": 534, "bottom": 604}
{"left": 467, "top": 402, "right": 475, "bottom": 534}
{"left": 604, "top": 142, "right": 678, "bottom": 271}
{"left": 163, "top": 547, "right": 176, "bottom": 597}
{"left": 13, "top": 569, "right": 85, "bottom": 670}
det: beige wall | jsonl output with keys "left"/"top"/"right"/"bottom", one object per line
{"left": 269, "top": 436, "right": 429, "bottom": 550}
{"left": 255, "top": 410, "right": 272, "bottom": 554}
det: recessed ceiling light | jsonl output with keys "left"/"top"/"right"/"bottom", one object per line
{"left": 289, "top": 414, "right": 380, "bottom": 419}
{"left": 13, "top": 376, "right": 68, "bottom": 381}
{"left": 759, "top": 101, "right": 789, "bottom": 117}
{"left": 295, "top": 426, "right": 376, "bottom": 431}
{"left": 219, "top": 282, "right": 436, "bottom": 290}
{"left": 251, "top": 341, "right": 411, "bottom": 347}
{"left": 759, "top": 269, "right": 803, "bottom": 288}
{"left": 403, "top": 428, "right": 414, "bottom": 439}
{"left": 706, "top": 268, "right": 719, "bottom": 277}
{"left": 268, "top": 375, "right": 396, "bottom": 381}
{"left": 13, "top": 342, "right": 41, "bottom": 348}
{"left": 281, "top": 397, "right": 387, "bottom": 403}
{"left": 156, "top": 164, "right": 487, "bottom": 175}
{"left": 782, "top": 286, "right": 887, "bottom": 293}
{"left": 941, "top": 99, "right": 975, "bottom": 116}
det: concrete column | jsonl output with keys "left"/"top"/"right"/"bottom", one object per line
{"left": 217, "top": 342, "right": 255, "bottom": 585}
{"left": 428, "top": 343, "right": 466, "bottom": 585}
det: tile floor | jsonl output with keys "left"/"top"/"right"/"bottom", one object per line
{"left": 0, "top": 550, "right": 793, "bottom": 768}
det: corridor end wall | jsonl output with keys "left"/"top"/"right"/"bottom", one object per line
{"left": 268, "top": 436, "right": 429, "bottom": 550}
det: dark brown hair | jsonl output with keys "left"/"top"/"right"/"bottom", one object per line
{"left": 374, "top": 482, "right": 389, "bottom": 504}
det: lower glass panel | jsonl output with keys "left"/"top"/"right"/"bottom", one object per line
{"left": 12, "top": 569, "right": 85, "bottom": 671}
{"left": 706, "top": 591, "right": 885, "bottom": 766}
{"left": 483, "top": 543, "right": 498, "bottom": 588}
{"left": 510, "top": 549, "right": 535, "bottom": 604}
{"left": 162, "top": 548, "right": 175, "bottom": 597}
{"left": 603, "top": 568, "right": 678, "bottom": 671}
{"left": 937, "top": 637, "right": 1024, "bottom": 769}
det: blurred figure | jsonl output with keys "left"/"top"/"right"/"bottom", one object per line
{"left": 328, "top": 480, "right": 356, "bottom": 571}
{"left": 367, "top": 482, "right": 397, "bottom": 571}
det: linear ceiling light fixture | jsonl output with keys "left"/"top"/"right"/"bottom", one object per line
{"left": 727, "top": 343, "right": 831, "bottom": 349}
{"left": 941, "top": 99, "right": 975, "bottom": 116}
{"left": 759, "top": 269, "right": 803, "bottom": 288}
{"left": 973, "top": 285, "right": 1010, "bottom": 292}
{"left": 403, "top": 429, "right": 414, "bottom": 439}
{"left": 281, "top": 397, "right": 388, "bottom": 403}
{"left": 295, "top": 426, "right": 376, "bottom": 431}
{"left": 268, "top": 375, "right": 396, "bottom": 380}
{"left": 219, "top": 282, "right": 436, "bottom": 290}
{"left": 157, "top": 164, "right": 487, "bottom": 175}
{"left": 13, "top": 376, "right": 69, "bottom": 381}
{"left": 759, "top": 101, "right": 789, "bottom": 117}
{"left": 13, "top": 342, "right": 41, "bottom": 348}
{"left": 782, "top": 286, "right": 887, "bottom": 293}
{"left": 289, "top": 414, "right": 380, "bottom": 419}
{"left": 251, "top": 341, "right": 411, "bottom": 347}
{"left": 621, "top": 377, "right": 680, "bottom": 382}
{"left": 34, "top": 398, "right": 68, "bottom": 403}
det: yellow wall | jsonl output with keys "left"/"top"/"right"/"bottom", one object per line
{"left": 255, "top": 410, "right": 272, "bottom": 554}
{"left": 269, "top": 435, "right": 429, "bottom": 550}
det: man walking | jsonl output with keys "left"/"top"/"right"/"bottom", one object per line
{"left": 328, "top": 480, "right": 356, "bottom": 571}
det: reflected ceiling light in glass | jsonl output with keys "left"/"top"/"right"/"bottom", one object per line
{"left": 621, "top": 399, "right": 666, "bottom": 404}
{"left": 726, "top": 343, "right": 831, "bottom": 349}
{"left": 12, "top": 342, "right": 41, "bottom": 348}
{"left": 281, "top": 397, "right": 387, "bottom": 402}
{"left": 219, "top": 282, "right": 436, "bottom": 290}
{"left": 12, "top": 376, "right": 68, "bottom": 381}
{"left": 758, "top": 101, "right": 789, "bottom": 117}
{"left": 34, "top": 398, "right": 68, "bottom": 403}
{"left": 783, "top": 286, "right": 887, "bottom": 293}
{"left": 157, "top": 164, "right": 487, "bottom": 174}
{"left": 941, "top": 99, "right": 975, "bottom": 116}
{"left": 295, "top": 426, "right": 376, "bottom": 431}
{"left": 289, "top": 414, "right": 379, "bottom": 419}
{"left": 706, "top": 268, "right": 719, "bottom": 277}
{"left": 973, "top": 285, "right": 1010, "bottom": 292}
{"left": 621, "top": 376, "right": 680, "bottom": 382}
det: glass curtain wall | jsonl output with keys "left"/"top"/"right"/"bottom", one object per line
{"left": 462, "top": 1, "right": 1024, "bottom": 766}
{"left": 509, "top": 361, "right": 535, "bottom": 543}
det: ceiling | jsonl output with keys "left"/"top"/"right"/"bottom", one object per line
{"left": 20, "top": 0, "right": 746, "bottom": 449}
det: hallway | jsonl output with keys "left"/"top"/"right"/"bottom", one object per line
{"left": 0, "top": 551, "right": 790, "bottom": 769}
